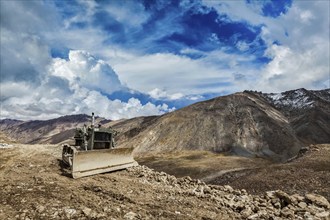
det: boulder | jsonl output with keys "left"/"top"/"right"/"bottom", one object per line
{"left": 305, "top": 193, "right": 330, "bottom": 208}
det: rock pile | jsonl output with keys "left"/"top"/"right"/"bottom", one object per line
{"left": 1, "top": 158, "right": 329, "bottom": 220}
{"left": 128, "top": 166, "right": 330, "bottom": 219}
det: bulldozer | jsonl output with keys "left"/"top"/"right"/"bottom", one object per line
{"left": 62, "top": 113, "right": 138, "bottom": 178}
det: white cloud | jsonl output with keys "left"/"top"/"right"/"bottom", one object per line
{"left": 257, "top": 1, "right": 329, "bottom": 92}
{"left": 104, "top": 1, "right": 149, "bottom": 28}
{"left": 1, "top": 0, "right": 329, "bottom": 121}
{"left": 202, "top": 0, "right": 266, "bottom": 26}
{"left": 299, "top": 9, "right": 314, "bottom": 24}
{"left": 76, "top": 90, "right": 173, "bottom": 120}
{"left": 49, "top": 50, "right": 123, "bottom": 95}
{"left": 0, "top": 81, "right": 173, "bottom": 121}
{"left": 63, "top": 0, "right": 97, "bottom": 29}
{"left": 0, "top": 28, "right": 52, "bottom": 84}
{"left": 205, "top": 0, "right": 330, "bottom": 92}
{"left": 114, "top": 50, "right": 256, "bottom": 96}
{"left": 0, "top": 82, "right": 32, "bottom": 101}
{"left": 0, "top": 0, "right": 174, "bottom": 120}
{"left": 236, "top": 41, "right": 250, "bottom": 52}
{"left": 148, "top": 88, "right": 184, "bottom": 100}
{"left": 1, "top": 48, "right": 174, "bottom": 120}
{"left": 256, "top": 43, "right": 329, "bottom": 92}
{"left": 0, "top": 1, "right": 59, "bottom": 34}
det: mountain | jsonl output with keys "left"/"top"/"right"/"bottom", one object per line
{"left": 113, "top": 88, "right": 329, "bottom": 161}
{"left": 257, "top": 88, "right": 330, "bottom": 144}
{"left": 1, "top": 88, "right": 329, "bottom": 161}
{"left": 0, "top": 114, "right": 110, "bottom": 144}
{"left": 114, "top": 92, "right": 303, "bottom": 161}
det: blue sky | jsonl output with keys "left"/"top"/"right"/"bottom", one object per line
{"left": 0, "top": 0, "right": 329, "bottom": 120}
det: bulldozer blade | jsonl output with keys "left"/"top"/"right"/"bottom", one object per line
{"left": 71, "top": 148, "right": 138, "bottom": 179}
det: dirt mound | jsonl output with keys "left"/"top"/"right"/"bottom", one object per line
{"left": 0, "top": 144, "right": 329, "bottom": 219}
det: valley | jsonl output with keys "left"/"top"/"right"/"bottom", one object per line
{"left": 0, "top": 88, "right": 329, "bottom": 219}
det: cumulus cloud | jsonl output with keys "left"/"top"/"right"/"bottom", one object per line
{"left": 79, "top": 91, "right": 174, "bottom": 120}
{"left": 257, "top": 1, "right": 329, "bottom": 91}
{"left": 0, "top": 1, "right": 176, "bottom": 120}
{"left": 49, "top": 50, "right": 123, "bottom": 94}
{"left": 0, "top": 49, "right": 174, "bottom": 120}
{"left": 206, "top": 0, "right": 329, "bottom": 92}
{"left": 256, "top": 43, "right": 329, "bottom": 92}
{"left": 1, "top": 0, "right": 329, "bottom": 120}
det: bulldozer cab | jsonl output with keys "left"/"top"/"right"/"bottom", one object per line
{"left": 92, "top": 128, "right": 113, "bottom": 149}
{"left": 74, "top": 126, "right": 116, "bottom": 150}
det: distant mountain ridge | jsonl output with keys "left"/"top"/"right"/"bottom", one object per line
{"left": 0, "top": 88, "right": 329, "bottom": 161}
{"left": 0, "top": 114, "right": 110, "bottom": 144}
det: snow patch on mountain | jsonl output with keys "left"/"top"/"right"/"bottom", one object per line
{"left": 260, "top": 88, "right": 330, "bottom": 112}
{"left": 266, "top": 89, "right": 315, "bottom": 109}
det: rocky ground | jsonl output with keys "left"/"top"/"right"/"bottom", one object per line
{"left": 0, "top": 144, "right": 329, "bottom": 219}
{"left": 211, "top": 144, "right": 330, "bottom": 201}
{"left": 139, "top": 144, "right": 330, "bottom": 202}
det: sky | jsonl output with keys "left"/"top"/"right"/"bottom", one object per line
{"left": 0, "top": 0, "right": 329, "bottom": 120}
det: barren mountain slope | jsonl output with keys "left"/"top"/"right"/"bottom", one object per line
{"left": 117, "top": 92, "right": 303, "bottom": 161}
{"left": 1, "top": 144, "right": 329, "bottom": 220}
{"left": 0, "top": 131, "right": 17, "bottom": 144}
